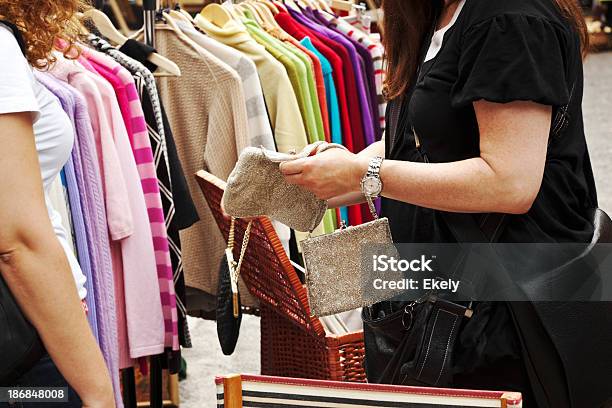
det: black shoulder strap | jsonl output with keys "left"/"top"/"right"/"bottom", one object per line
{"left": 0, "top": 20, "right": 27, "bottom": 56}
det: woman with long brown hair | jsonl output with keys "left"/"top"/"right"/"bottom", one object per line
{"left": 281, "top": 0, "right": 608, "bottom": 406}
{"left": 0, "top": 1, "right": 114, "bottom": 406}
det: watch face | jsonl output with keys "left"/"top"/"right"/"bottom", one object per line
{"left": 363, "top": 176, "right": 382, "bottom": 196}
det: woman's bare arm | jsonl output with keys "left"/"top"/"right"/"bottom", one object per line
{"left": 0, "top": 112, "right": 114, "bottom": 407}
{"left": 282, "top": 101, "right": 550, "bottom": 215}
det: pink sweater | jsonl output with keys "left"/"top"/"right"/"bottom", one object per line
{"left": 82, "top": 49, "right": 179, "bottom": 351}
{"left": 76, "top": 55, "right": 165, "bottom": 365}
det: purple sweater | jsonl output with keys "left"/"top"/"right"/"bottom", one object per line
{"left": 35, "top": 72, "right": 123, "bottom": 408}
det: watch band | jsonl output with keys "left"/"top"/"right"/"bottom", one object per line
{"left": 367, "top": 156, "right": 384, "bottom": 179}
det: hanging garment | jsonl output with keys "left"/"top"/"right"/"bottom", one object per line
{"left": 240, "top": 2, "right": 332, "bottom": 142}
{"left": 36, "top": 72, "right": 99, "bottom": 341}
{"left": 194, "top": 12, "right": 308, "bottom": 153}
{"left": 82, "top": 48, "right": 180, "bottom": 352}
{"left": 275, "top": 9, "right": 363, "bottom": 226}
{"left": 51, "top": 57, "right": 165, "bottom": 366}
{"left": 50, "top": 59, "right": 134, "bottom": 242}
{"left": 94, "top": 36, "right": 199, "bottom": 349}
{"left": 62, "top": 161, "right": 101, "bottom": 336}
{"left": 69, "top": 56, "right": 136, "bottom": 364}
{"left": 40, "top": 64, "right": 122, "bottom": 408}
{"left": 277, "top": 32, "right": 331, "bottom": 142}
{"left": 298, "top": 36, "right": 348, "bottom": 226}
{"left": 319, "top": 12, "right": 386, "bottom": 136}
{"left": 300, "top": 37, "right": 341, "bottom": 145}
{"left": 83, "top": 57, "right": 167, "bottom": 363}
{"left": 48, "top": 173, "right": 77, "bottom": 256}
{"left": 274, "top": 10, "right": 353, "bottom": 151}
{"left": 289, "top": 6, "right": 374, "bottom": 149}
{"left": 312, "top": 9, "right": 380, "bottom": 141}
{"left": 152, "top": 23, "right": 257, "bottom": 307}
{"left": 242, "top": 17, "right": 322, "bottom": 143}
{"left": 172, "top": 21, "right": 275, "bottom": 150}
{"left": 166, "top": 17, "right": 294, "bottom": 254}
{"left": 240, "top": 9, "right": 326, "bottom": 144}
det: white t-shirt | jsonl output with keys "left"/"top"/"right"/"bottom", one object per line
{"left": 0, "top": 24, "right": 87, "bottom": 299}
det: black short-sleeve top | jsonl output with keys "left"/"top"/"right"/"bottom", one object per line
{"left": 383, "top": 0, "right": 598, "bottom": 246}
{"left": 382, "top": 0, "right": 599, "bottom": 372}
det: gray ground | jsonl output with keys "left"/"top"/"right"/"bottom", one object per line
{"left": 179, "top": 52, "right": 612, "bottom": 407}
{"left": 584, "top": 52, "right": 612, "bottom": 213}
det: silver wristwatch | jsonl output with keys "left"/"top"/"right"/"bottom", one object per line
{"left": 361, "top": 156, "right": 384, "bottom": 198}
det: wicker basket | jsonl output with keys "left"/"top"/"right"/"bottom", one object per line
{"left": 196, "top": 171, "right": 366, "bottom": 383}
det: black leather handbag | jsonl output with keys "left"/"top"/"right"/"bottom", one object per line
{"left": 216, "top": 254, "right": 242, "bottom": 356}
{"left": 362, "top": 295, "right": 471, "bottom": 386}
{"left": 216, "top": 218, "right": 252, "bottom": 356}
{"left": 0, "top": 20, "right": 46, "bottom": 385}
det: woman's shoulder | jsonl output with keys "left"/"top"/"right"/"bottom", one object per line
{"left": 449, "top": 0, "right": 577, "bottom": 109}
{"left": 460, "top": 0, "right": 571, "bottom": 34}
{"left": 0, "top": 23, "right": 40, "bottom": 118}
{"left": 0, "top": 23, "right": 27, "bottom": 61}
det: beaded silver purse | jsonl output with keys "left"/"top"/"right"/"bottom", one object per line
{"left": 302, "top": 197, "right": 402, "bottom": 317}
{"left": 222, "top": 142, "right": 346, "bottom": 232}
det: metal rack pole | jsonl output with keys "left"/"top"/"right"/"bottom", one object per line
{"left": 122, "top": 368, "right": 138, "bottom": 408}
{"left": 142, "top": 11, "right": 163, "bottom": 407}
{"left": 150, "top": 356, "right": 163, "bottom": 408}
{"left": 143, "top": 0, "right": 157, "bottom": 48}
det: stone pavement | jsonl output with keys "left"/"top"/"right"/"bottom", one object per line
{"left": 584, "top": 52, "right": 612, "bottom": 212}
{"left": 179, "top": 52, "right": 612, "bottom": 408}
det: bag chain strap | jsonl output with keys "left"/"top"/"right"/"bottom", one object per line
{"left": 365, "top": 195, "right": 379, "bottom": 221}
{"left": 227, "top": 217, "right": 253, "bottom": 317}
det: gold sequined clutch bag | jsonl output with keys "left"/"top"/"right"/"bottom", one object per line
{"left": 302, "top": 197, "right": 401, "bottom": 317}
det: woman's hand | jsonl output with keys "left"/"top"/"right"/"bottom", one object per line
{"left": 280, "top": 147, "right": 369, "bottom": 200}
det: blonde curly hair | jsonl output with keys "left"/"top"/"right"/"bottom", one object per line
{"left": 0, "top": 0, "right": 90, "bottom": 69}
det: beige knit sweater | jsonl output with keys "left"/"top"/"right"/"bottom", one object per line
{"left": 154, "top": 25, "right": 255, "bottom": 306}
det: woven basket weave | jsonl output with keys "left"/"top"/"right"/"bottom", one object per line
{"left": 196, "top": 171, "right": 366, "bottom": 383}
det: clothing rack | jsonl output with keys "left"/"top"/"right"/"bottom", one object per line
{"left": 142, "top": 3, "right": 163, "bottom": 404}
